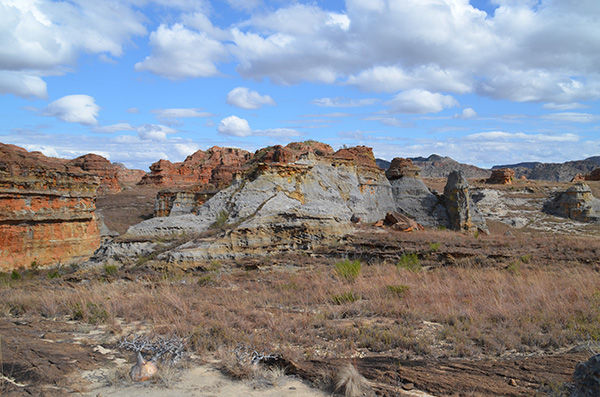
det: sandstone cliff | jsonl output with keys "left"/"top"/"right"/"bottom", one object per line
{"left": 67, "top": 154, "right": 145, "bottom": 194}
{"left": 94, "top": 146, "right": 395, "bottom": 263}
{"left": 0, "top": 144, "right": 101, "bottom": 270}
{"left": 139, "top": 146, "right": 252, "bottom": 189}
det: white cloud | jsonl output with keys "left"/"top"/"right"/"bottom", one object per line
{"left": 217, "top": 116, "right": 252, "bottom": 137}
{"left": 454, "top": 108, "right": 477, "bottom": 119}
{"left": 542, "top": 103, "right": 588, "bottom": 111}
{"left": 311, "top": 97, "right": 379, "bottom": 108}
{"left": 0, "top": 0, "right": 146, "bottom": 98}
{"left": 92, "top": 123, "right": 136, "bottom": 134}
{"left": 255, "top": 128, "right": 302, "bottom": 138}
{"left": 226, "top": 87, "right": 276, "bottom": 109}
{"left": 0, "top": 71, "right": 47, "bottom": 99}
{"left": 541, "top": 112, "right": 600, "bottom": 123}
{"left": 151, "top": 108, "right": 214, "bottom": 119}
{"left": 385, "top": 89, "right": 459, "bottom": 114}
{"left": 42, "top": 95, "right": 100, "bottom": 125}
{"left": 466, "top": 131, "right": 580, "bottom": 143}
{"left": 137, "top": 124, "right": 178, "bottom": 141}
{"left": 135, "top": 23, "right": 228, "bottom": 79}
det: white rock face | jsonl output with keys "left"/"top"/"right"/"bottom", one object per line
{"left": 103, "top": 157, "right": 395, "bottom": 262}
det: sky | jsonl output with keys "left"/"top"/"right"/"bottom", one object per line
{"left": 1, "top": 0, "right": 599, "bottom": 171}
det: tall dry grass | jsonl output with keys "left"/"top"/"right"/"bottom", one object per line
{"left": 0, "top": 251, "right": 599, "bottom": 361}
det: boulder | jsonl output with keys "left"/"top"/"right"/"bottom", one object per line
{"left": 384, "top": 212, "right": 424, "bottom": 232}
{"left": 543, "top": 182, "right": 600, "bottom": 223}
{"left": 0, "top": 143, "right": 101, "bottom": 270}
{"left": 486, "top": 168, "right": 515, "bottom": 185}
{"left": 443, "top": 170, "right": 488, "bottom": 233}
{"left": 572, "top": 353, "right": 600, "bottom": 396}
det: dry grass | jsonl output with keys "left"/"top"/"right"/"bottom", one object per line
{"left": 1, "top": 231, "right": 600, "bottom": 369}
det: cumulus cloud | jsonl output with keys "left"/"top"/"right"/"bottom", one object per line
{"left": 454, "top": 108, "right": 477, "bottom": 119}
{"left": 217, "top": 116, "right": 252, "bottom": 137}
{"left": 42, "top": 95, "right": 100, "bottom": 125}
{"left": 135, "top": 23, "right": 228, "bottom": 79}
{"left": 0, "top": 0, "right": 146, "bottom": 98}
{"left": 137, "top": 124, "right": 178, "bottom": 141}
{"left": 385, "top": 89, "right": 459, "bottom": 114}
{"left": 311, "top": 97, "right": 379, "bottom": 108}
{"left": 226, "top": 87, "right": 276, "bottom": 109}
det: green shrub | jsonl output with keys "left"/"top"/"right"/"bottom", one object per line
{"left": 103, "top": 264, "right": 118, "bottom": 276}
{"left": 520, "top": 254, "right": 531, "bottom": 264}
{"left": 331, "top": 291, "right": 359, "bottom": 305}
{"left": 210, "top": 210, "right": 230, "bottom": 229}
{"left": 429, "top": 242, "right": 441, "bottom": 252}
{"left": 386, "top": 284, "right": 409, "bottom": 297}
{"left": 334, "top": 259, "right": 362, "bottom": 282}
{"left": 10, "top": 270, "right": 21, "bottom": 280}
{"left": 396, "top": 253, "right": 421, "bottom": 272}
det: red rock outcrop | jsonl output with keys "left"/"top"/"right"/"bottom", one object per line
{"left": 68, "top": 154, "right": 121, "bottom": 194}
{"left": 385, "top": 158, "right": 421, "bottom": 180}
{"left": 486, "top": 168, "right": 515, "bottom": 185}
{"left": 584, "top": 168, "right": 600, "bottom": 181}
{"left": 332, "top": 146, "right": 378, "bottom": 168}
{"left": 115, "top": 164, "right": 146, "bottom": 186}
{"left": 139, "top": 147, "right": 252, "bottom": 189}
{"left": 0, "top": 143, "right": 101, "bottom": 270}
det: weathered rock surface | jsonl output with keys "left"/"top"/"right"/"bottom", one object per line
{"left": 543, "top": 183, "right": 600, "bottom": 223}
{"left": 154, "top": 188, "right": 217, "bottom": 217}
{"left": 95, "top": 148, "right": 395, "bottom": 263}
{"left": 486, "top": 168, "right": 515, "bottom": 185}
{"left": 405, "top": 155, "right": 491, "bottom": 178}
{"left": 444, "top": 171, "right": 488, "bottom": 233}
{"left": 386, "top": 158, "right": 448, "bottom": 227}
{"left": 138, "top": 146, "right": 252, "bottom": 188}
{"left": 0, "top": 143, "right": 101, "bottom": 270}
{"left": 572, "top": 353, "right": 600, "bottom": 396}
{"left": 68, "top": 154, "right": 121, "bottom": 194}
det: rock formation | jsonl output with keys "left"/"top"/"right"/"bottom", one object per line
{"left": 486, "top": 168, "right": 515, "bottom": 185}
{"left": 403, "top": 154, "right": 491, "bottom": 178}
{"left": 67, "top": 154, "right": 145, "bottom": 194}
{"left": 385, "top": 158, "right": 448, "bottom": 227}
{"left": 0, "top": 144, "right": 101, "bottom": 270}
{"left": 93, "top": 146, "right": 395, "bottom": 263}
{"left": 138, "top": 146, "right": 252, "bottom": 189}
{"left": 153, "top": 142, "right": 335, "bottom": 217}
{"left": 543, "top": 182, "right": 600, "bottom": 223}
{"left": 572, "top": 353, "right": 600, "bottom": 396}
{"left": 585, "top": 168, "right": 600, "bottom": 181}
{"left": 444, "top": 171, "right": 488, "bottom": 233}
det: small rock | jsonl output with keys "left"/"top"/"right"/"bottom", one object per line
{"left": 508, "top": 378, "right": 517, "bottom": 387}
{"left": 402, "top": 382, "right": 414, "bottom": 390}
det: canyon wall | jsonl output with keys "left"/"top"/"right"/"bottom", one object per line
{"left": 0, "top": 144, "right": 101, "bottom": 270}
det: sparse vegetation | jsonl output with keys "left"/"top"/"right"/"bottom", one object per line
{"left": 334, "top": 258, "right": 362, "bottom": 282}
{"left": 396, "top": 252, "right": 421, "bottom": 272}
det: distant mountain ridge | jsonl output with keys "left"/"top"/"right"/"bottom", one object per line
{"left": 493, "top": 156, "right": 600, "bottom": 182}
{"left": 377, "top": 155, "right": 600, "bottom": 182}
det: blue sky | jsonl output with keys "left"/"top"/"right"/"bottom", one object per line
{"left": 1, "top": 0, "right": 599, "bottom": 170}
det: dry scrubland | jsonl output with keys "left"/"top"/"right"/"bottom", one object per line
{"left": 1, "top": 227, "right": 600, "bottom": 395}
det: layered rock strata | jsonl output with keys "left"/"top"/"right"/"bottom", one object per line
{"left": 0, "top": 144, "right": 101, "bottom": 270}
{"left": 139, "top": 146, "right": 252, "bottom": 188}
{"left": 95, "top": 148, "right": 395, "bottom": 263}
{"left": 543, "top": 182, "right": 600, "bottom": 223}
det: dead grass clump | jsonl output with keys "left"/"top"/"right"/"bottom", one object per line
{"left": 335, "top": 364, "right": 370, "bottom": 397}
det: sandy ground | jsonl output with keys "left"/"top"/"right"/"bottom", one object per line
{"left": 83, "top": 364, "right": 330, "bottom": 397}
